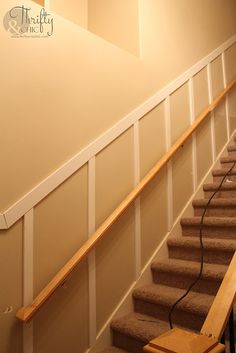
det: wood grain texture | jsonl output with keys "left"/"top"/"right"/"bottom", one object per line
{"left": 16, "top": 78, "right": 236, "bottom": 322}
{"left": 143, "top": 328, "right": 225, "bottom": 353}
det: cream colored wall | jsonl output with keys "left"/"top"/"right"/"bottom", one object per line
{"left": 0, "top": 221, "right": 22, "bottom": 353}
{"left": 34, "top": 164, "right": 88, "bottom": 292}
{"left": 88, "top": 0, "right": 140, "bottom": 56}
{"left": 50, "top": 0, "right": 88, "bottom": 28}
{"left": 95, "top": 129, "right": 135, "bottom": 331}
{"left": 34, "top": 261, "right": 89, "bottom": 353}
{"left": 140, "top": 168, "right": 168, "bottom": 268}
{"left": 1, "top": 1, "right": 236, "bottom": 353}
{"left": 225, "top": 44, "right": 236, "bottom": 132}
{"left": 96, "top": 207, "right": 135, "bottom": 332}
{"left": 0, "top": 0, "right": 236, "bottom": 211}
{"left": 170, "top": 83, "right": 190, "bottom": 144}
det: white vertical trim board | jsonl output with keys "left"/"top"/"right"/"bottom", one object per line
{"left": 188, "top": 78, "right": 198, "bottom": 191}
{"left": 222, "top": 51, "right": 230, "bottom": 139}
{"left": 222, "top": 51, "right": 228, "bottom": 87}
{"left": 164, "top": 97, "right": 173, "bottom": 230}
{"left": 1, "top": 35, "right": 236, "bottom": 230}
{"left": 23, "top": 209, "right": 34, "bottom": 353}
{"left": 88, "top": 158, "right": 97, "bottom": 346}
{"left": 207, "top": 63, "right": 216, "bottom": 162}
{"left": 133, "top": 122, "right": 141, "bottom": 279}
{"left": 0, "top": 214, "right": 7, "bottom": 229}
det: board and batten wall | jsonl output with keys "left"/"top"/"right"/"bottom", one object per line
{"left": 1, "top": 42, "right": 236, "bottom": 353}
{"left": 1, "top": 1, "right": 236, "bottom": 353}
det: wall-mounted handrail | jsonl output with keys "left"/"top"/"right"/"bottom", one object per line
{"left": 201, "top": 251, "right": 236, "bottom": 340}
{"left": 16, "top": 77, "right": 236, "bottom": 323}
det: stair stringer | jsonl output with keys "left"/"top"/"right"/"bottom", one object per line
{"left": 87, "top": 130, "right": 236, "bottom": 353}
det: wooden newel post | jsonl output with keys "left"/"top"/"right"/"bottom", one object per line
{"left": 143, "top": 329, "right": 225, "bottom": 353}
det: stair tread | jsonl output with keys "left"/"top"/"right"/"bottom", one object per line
{"left": 111, "top": 313, "right": 169, "bottom": 344}
{"left": 99, "top": 347, "right": 129, "bottom": 353}
{"left": 227, "top": 145, "right": 236, "bottom": 151}
{"left": 212, "top": 168, "right": 236, "bottom": 176}
{"left": 203, "top": 182, "right": 236, "bottom": 190}
{"left": 220, "top": 156, "right": 236, "bottom": 163}
{"left": 193, "top": 198, "right": 236, "bottom": 207}
{"left": 167, "top": 236, "right": 236, "bottom": 250}
{"left": 133, "top": 284, "right": 213, "bottom": 317}
{"left": 151, "top": 258, "right": 227, "bottom": 279}
{"left": 181, "top": 216, "right": 236, "bottom": 226}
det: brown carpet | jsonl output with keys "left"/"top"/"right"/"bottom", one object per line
{"left": 99, "top": 138, "right": 236, "bottom": 353}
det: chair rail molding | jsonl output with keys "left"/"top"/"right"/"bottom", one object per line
{"left": 1, "top": 34, "right": 236, "bottom": 230}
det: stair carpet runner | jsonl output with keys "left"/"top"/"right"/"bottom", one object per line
{"left": 100, "top": 137, "right": 236, "bottom": 353}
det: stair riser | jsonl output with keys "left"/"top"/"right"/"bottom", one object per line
{"left": 194, "top": 207, "right": 236, "bottom": 217}
{"left": 227, "top": 150, "right": 236, "bottom": 157}
{"left": 204, "top": 190, "right": 236, "bottom": 198}
{"left": 221, "top": 161, "right": 236, "bottom": 169}
{"left": 152, "top": 271, "right": 221, "bottom": 295}
{"left": 113, "top": 331, "right": 144, "bottom": 353}
{"left": 168, "top": 245, "right": 234, "bottom": 265}
{"left": 213, "top": 175, "right": 236, "bottom": 182}
{"left": 134, "top": 299, "right": 204, "bottom": 332}
{"left": 181, "top": 224, "right": 236, "bottom": 238}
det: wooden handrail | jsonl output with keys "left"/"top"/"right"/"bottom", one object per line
{"left": 201, "top": 251, "right": 236, "bottom": 340}
{"left": 16, "top": 77, "right": 236, "bottom": 323}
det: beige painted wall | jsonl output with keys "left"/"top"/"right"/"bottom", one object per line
{"left": 170, "top": 83, "right": 190, "bottom": 144}
{"left": 0, "top": 0, "right": 236, "bottom": 211}
{"left": 139, "top": 102, "right": 166, "bottom": 178}
{"left": 88, "top": 0, "right": 140, "bottom": 56}
{"left": 50, "top": 0, "right": 88, "bottom": 28}
{"left": 1, "top": 1, "right": 236, "bottom": 353}
{"left": 0, "top": 221, "right": 22, "bottom": 353}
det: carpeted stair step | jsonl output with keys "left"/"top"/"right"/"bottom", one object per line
{"left": 181, "top": 216, "right": 236, "bottom": 238}
{"left": 111, "top": 313, "right": 169, "bottom": 353}
{"left": 192, "top": 198, "right": 236, "bottom": 217}
{"left": 203, "top": 182, "right": 236, "bottom": 198}
{"left": 167, "top": 236, "right": 236, "bottom": 265}
{"left": 212, "top": 168, "right": 236, "bottom": 182}
{"left": 220, "top": 156, "right": 236, "bottom": 169}
{"left": 227, "top": 144, "right": 236, "bottom": 156}
{"left": 133, "top": 284, "right": 213, "bottom": 332}
{"left": 99, "top": 347, "right": 129, "bottom": 353}
{"left": 151, "top": 258, "right": 226, "bottom": 295}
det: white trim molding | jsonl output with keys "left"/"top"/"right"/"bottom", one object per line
{"left": 0, "top": 213, "right": 7, "bottom": 229}
{"left": 23, "top": 209, "right": 34, "bottom": 353}
{"left": 1, "top": 35, "right": 236, "bottom": 229}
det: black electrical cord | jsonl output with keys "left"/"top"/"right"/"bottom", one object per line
{"left": 168, "top": 159, "right": 236, "bottom": 330}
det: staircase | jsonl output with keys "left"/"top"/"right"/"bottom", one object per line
{"left": 99, "top": 137, "right": 236, "bottom": 353}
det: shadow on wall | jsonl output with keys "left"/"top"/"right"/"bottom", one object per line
{"left": 33, "top": 0, "right": 141, "bottom": 56}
